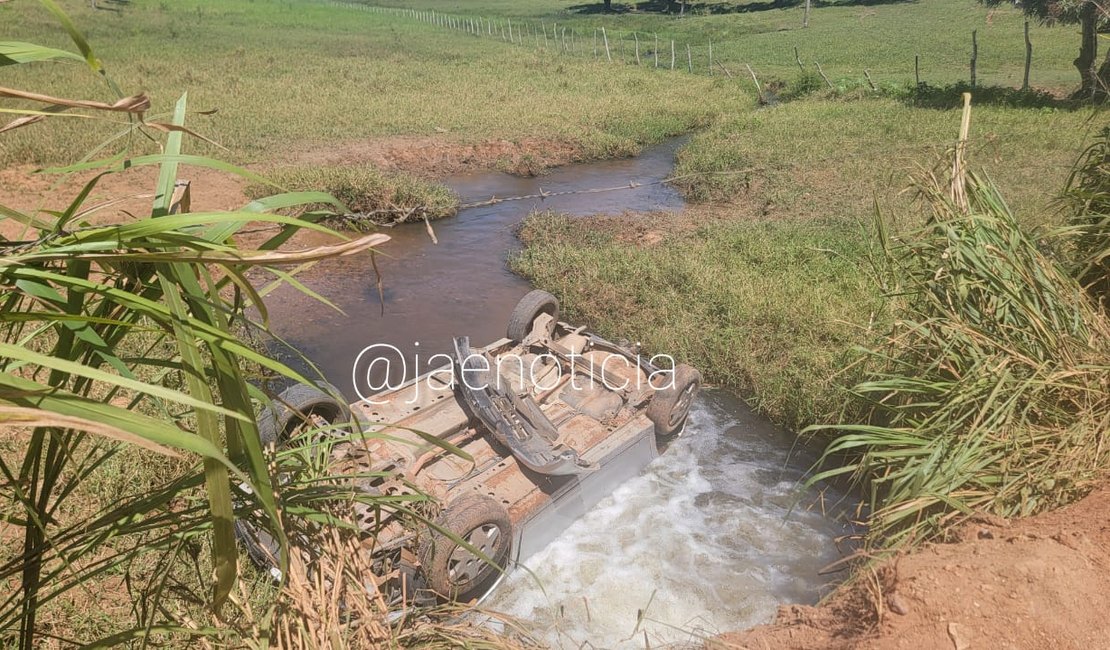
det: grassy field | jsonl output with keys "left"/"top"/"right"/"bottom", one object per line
{"left": 0, "top": 0, "right": 738, "bottom": 168}
{"left": 513, "top": 211, "right": 882, "bottom": 430}
{"left": 366, "top": 0, "right": 1082, "bottom": 89}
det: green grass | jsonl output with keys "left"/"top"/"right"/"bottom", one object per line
{"left": 3, "top": 0, "right": 1107, "bottom": 639}
{"left": 808, "top": 169, "right": 1110, "bottom": 549}
{"left": 512, "top": 211, "right": 882, "bottom": 430}
{"left": 513, "top": 89, "right": 1099, "bottom": 428}
{"left": 674, "top": 93, "right": 1100, "bottom": 225}
{"left": 0, "top": 0, "right": 738, "bottom": 168}
{"left": 367, "top": 0, "right": 1083, "bottom": 89}
{"left": 245, "top": 164, "right": 460, "bottom": 223}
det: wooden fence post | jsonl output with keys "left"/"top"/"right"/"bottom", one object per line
{"left": 814, "top": 60, "right": 834, "bottom": 89}
{"left": 1023, "top": 20, "right": 1032, "bottom": 91}
{"left": 915, "top": 53, "right": 921, "bottom": 86}
{"left": 709, "top": 39, "right": 713, "bottom": 75}
{"left": 670, "top": 39, "right": 675, "bottom": 70}
{"left": 970, "top": 29, "right": 977, "bottom": 88}
{"left": 746, "top": 63, "right": 765, "bottom": 104}
{"left": 686, "top": 43, "right": 693, "bottom": 73}
{"left": 602, "top": 27, "right": 612, "bottom": 62}
{"left": 654, "top": 34, "right": 659, "bottom": 68}
{"left": 635, "top": 32, "right": 641, "bottom": 65}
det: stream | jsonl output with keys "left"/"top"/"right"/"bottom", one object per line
{"left": 262, "top": 138, "right": 851, "bottom": 647}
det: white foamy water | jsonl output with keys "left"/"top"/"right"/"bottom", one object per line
{"left": 486, "top": 390, "right": 851, "bottom": 648}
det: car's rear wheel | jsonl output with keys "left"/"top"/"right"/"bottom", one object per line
{"left": 257, "top": 382, "right": 351, "bottom": 448}
{"left": 238, "top": 382, "right": 357, "bottom": 570}
{"left": 647, "top": 364, "right": 702, "bottom": 437}
{"left": 507, "top": 289, "right": 560, "bottom": 342}
{"left": 420, "top": 492, "right": 512, "bottom": 603}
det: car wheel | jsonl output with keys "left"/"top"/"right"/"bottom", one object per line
{"left": 420, "top": 492, "right": 512, "bottom": 603}
{"left": 257, "top": 381, "right": 351, "bottom": 448}
{"left": 646, "top": 364, "right": 702, "bottom": 437}
{"left": 506, "top": 289, "right": 560, "bottom": 342}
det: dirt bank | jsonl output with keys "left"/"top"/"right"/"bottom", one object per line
{"left": 287, "top": 135, "right": 583, "bottom": 178}
{"left": 0, "top": 133, "right": 583, "bottom": 234}
{"left": 712, "top": 485, "right": 1110, "bottom": 650}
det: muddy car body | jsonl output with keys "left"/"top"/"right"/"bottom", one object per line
{"left": 242, "top": 291, "right": 701, "bottom": 603}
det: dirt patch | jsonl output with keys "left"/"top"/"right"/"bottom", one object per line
{"left": 0, "top": 134, "right": 584, "bottom": 235}
{"left": 287, "top": 135, "right": 583, "bottom": 178}
{"left": 711, "top": 485, "right": 1110, "bottom": 650}
{"left": 0, "top": 164, "right": 248, "bottom": 239}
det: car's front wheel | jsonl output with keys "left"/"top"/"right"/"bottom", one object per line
{"left": 647, "top": 363, "right": 702, "bottom": 437}
{"left": 420, "top": 492, "right": 512, "bottom": 603}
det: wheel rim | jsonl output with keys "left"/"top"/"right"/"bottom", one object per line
{"left": 447, "top": 523, "right": 501, "bottom": 586}
{"left": 285, "top": 407, "right": 341, "bottom": 444}
{"left": 668, "top": 382, "right": 698, "bottom": 428}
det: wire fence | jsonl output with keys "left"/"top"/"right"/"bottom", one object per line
{"left": 332, "top": 1, "right": 748, "bottom": 79}
{"left": 328, "top": 1, "right": 1061, "bottom": 101}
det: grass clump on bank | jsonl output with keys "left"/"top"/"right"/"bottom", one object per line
{"left": 808, "top": 163, "right": 1110, "bottom": 549}
{"left": 1061, "top": 127, "right": 1110, "bottom": 310}
{"left": 246, "top": 165, "right": 459, "bottom": 225}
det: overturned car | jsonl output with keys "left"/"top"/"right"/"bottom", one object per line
{"left": 239, "top": 290, "right": 701, "bottom": 604}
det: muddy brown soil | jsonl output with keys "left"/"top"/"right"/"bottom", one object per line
{"left": 0, "top": 164, "right": 248, "bottom": 239}
{"left": 711, "top": 485, "right": 1110, "bottom": 650}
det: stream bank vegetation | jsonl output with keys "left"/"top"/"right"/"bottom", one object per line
{"left": 3, "top": 0, "right": 1107, "bottom": 645}
{"left": 808, "top": 127, "right": 1110, "bottom": 549}
{"left": 245, "top": 165, "right": 460, "bottom": 226}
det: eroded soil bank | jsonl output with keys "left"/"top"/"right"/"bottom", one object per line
{"left": 711, "top": 485, "right": 1110, "bottom": 650}
{"left": 0, "top": 133, "right": 589, "bottom": 238}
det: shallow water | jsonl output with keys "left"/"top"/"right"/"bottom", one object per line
{"left": 261, "top": 138, "right": 850, "bottom": 645}
{"left": 263, "top": 138, "right": 687, "bottom": 397}
{"left": 487, "top": 390, "right": 847, "bottom": 648}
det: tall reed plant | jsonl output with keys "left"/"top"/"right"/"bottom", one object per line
{"left": 808, "top": 114, "right": 1110, "bottom": 549}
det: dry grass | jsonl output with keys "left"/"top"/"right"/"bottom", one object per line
{"left": 262, "top": 503, "right": 540, "bottom": 650}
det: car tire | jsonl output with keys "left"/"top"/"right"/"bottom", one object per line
{"left": 239, "top": 382, "right": 354, "bottom": 572}
{"left": 420, "top": 492, "right": 512, "bottom": 603}
{"left": 506, "top": 289, "right": 560, "bottom": 342}
{"left": 646, "top": 363, "right": 702, "bottom": 437}
{"left": 257, "top": 381, "right": 351, "bottom": 448}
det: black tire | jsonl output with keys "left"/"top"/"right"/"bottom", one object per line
{"left": 646, "top": 364, "right": 702, "bottom": 437}
{"left": 420, "top": 493, "right": 512, "bottom": 603}
{"left": 257, "top": 382, "right": 351, "bottom": 448}
{"left": 506, "top": 290, "right": 560, "bottom": 342}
